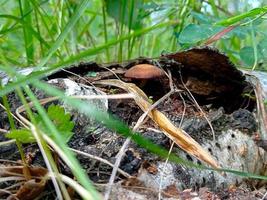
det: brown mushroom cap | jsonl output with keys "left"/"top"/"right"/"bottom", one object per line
{"left": 124, "top": 64, "right": 164, "bottom": 79}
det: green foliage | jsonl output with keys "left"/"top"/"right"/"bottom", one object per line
{"left": 240, "top": 37, "right": 267, "bottom": 67}
{"left": 106, "top": 0, "right": 138, "bottom": 30}
{"left": 6, "top": 104, "right": 74, "bottom": 144}
{"left": 176, "top": 6, "right": 267, "bottom": 68}
{"left": 6, "top": 128, "right": 36, "bottom": 143}
{"left": 178, "top": 24, "right": 222, "bottom": 44}
{"left": 240, "top": 46, "right": 260, "bottom": 66}
{"left": 105, "top": 0, "right": 159, "bottom": 30}
{"left": 36, "top": 104, "right": 74, "bottom": 143}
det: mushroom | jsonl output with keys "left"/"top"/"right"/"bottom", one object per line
{"left": 125, "top": 64, "right": 166, "bottom": 98}
{"left": 124, "top": 64, "right": 165, "bottom": 88}
{"left": 125, "top": 64, "right": 165, "bottom": 79}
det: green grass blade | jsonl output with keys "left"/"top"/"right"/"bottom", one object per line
{"left": 0, "top": 87, "right": 16, "bottom": 130}
{"left": 102, "top": 0, "right": 110, "bottom": 61}
{"left": 78, "top": 14, "right": 97, "bottom": 41}
{"left": 0, "top": 14, "right": 50, "bottom": 49}
{"left": 28, "top": 0, "right": 59, "bottom": 44}
{"left": 251, "top": 22, "right": 258, "bottom": 70}
{"left": 215, "top": 6, "right": 267, "bottom": 26}
{"left": 118, "top": 0, "right": 127, "bottom": 62}
{"left": 127, "top": 0, "right": 135, "bottom": 59}
{"left": 208, "top": 0, "right": 219, "bottom": 17}
{"left": 0, "top": 24, "right": 21, "bottom": 35}
{"left": 37, "top": 0, "right": 91, "bottom": 68}
{"left": 18, "top": 0, "right": 34, "bottom": 64}
{"left": 53, "top": 21, "right": 178, "bottom": 66}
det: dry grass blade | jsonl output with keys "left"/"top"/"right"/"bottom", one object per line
{"left": 95, "top": 79, "right": 220, "bottom": 169}
{"left": 204, "top": 25, "right": 237, "bottom": 45}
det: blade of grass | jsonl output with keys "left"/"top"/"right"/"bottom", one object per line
{"left": 28, "top": 0, "right": 59, "bottom": 45}
{"left": 149, "top": 35, "right": 156, "bottom": 57}
{"left": 0, "top": 14, "right": 50, "bottom": 49}
{"left": 208, "top": 0, "right": 219, "bottom": 17}
{"left": 33, "top": 6, "right": 44, "bottom": 57}
{"left": 129, "top": 36, "right": 136, "bottom": 58}
{"left": 251, "top": 22, "right": 258, "bottom": 70}
{"left": 27, "top": 0, "right": 63, "bottom": 61}
{"left": 78, "top": 14, "right": 97, "bottom": 48}
{"left": 138, "top": 36, "right": 143, "bottom": 56}
{"left": 118, "top": 0, "right": 127, "bottom": 62}
{"left": 65, "top": 2, "right": 77, "bottom": 56}
{"left": 0, "top": 24, "right": 21, "bottom": 35}
{"left": 0, "top": 88, "right": 16, "bottom": 130}
{"left": 127, "top": 0, "right": 134, "bottom": 59}
{"left": 102, "top": 0, "right": 110, "bottom": 61}
{"left": 215, "top": 6, "right": 267, "bottom": 26}
{"left": 0, "top": 86, "right": 25, "bottom": 169}
{"left": 56, "top": 0, "right": 64, "bottom": 36}
{"left": 18, "top": 0, "right": 34, "bottom": 64}
{"left": 204, "top": 25, "right": 237, "bottom": 45}
{"left": 54, "top": 21, "right": 178, "bottom": 66}
{"left": 60, "top": 4, "right": 72, "bottom": 58}
{"left": 37, "top": 0, "right": 91, "bottom": 68}
{"left": 176, "top": 0, "right": 190, "bottom": 34}
{"left": 30, "top": 0, "right": 62, "bottom": 58}
{"left": 0, "top": 57, "right": 17, "bottom": 131}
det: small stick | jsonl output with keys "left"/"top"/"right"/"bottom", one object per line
{"left": 70, "top": 148, "right": 131, "bottom": 178}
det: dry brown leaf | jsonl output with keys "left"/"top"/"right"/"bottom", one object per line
{"left": 95, "top": 79, "right": 220, "bottom": 169}
{"left": 1, "top": 166, "right": 47, "bottom": 177}
{"left": 11, "top": 179, "right": 46, "bottom": 200}
{"left": 1, "top": 166, "right": 48, "bottom": 200}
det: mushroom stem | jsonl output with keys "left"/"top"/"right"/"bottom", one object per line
{"left": 139, "top": 80, "right": 147, "bottom": 88}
